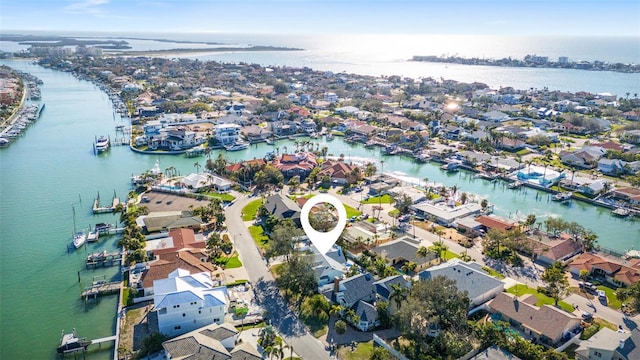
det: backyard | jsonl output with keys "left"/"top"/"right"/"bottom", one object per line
{"left": 506, "top": 284, "right": 575, "bottom": 313}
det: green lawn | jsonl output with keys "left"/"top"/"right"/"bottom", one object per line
{"left": 216, "top": 253, "right": 243, "bottom": 269}
{"left": 248, "top": 225, "right": 269, "bottom": 250}
{"left": 242, "top": 199, "right": 263, "bottom": 221}
{"left": 581, "top": 318, "right": 618, "bottom": 340}
{"left": 344, "top": 204, "right": 361, "bottom": 218}
{"left": 597, "top": 285, "right": 622, "bottom": 309}
{"left": 337, "top": 341, "right": 374, "bottom": 360}
{"left": 300, "top": 316, "right": 328, "bottom": 338}
{"left": 429, "top": 247, "right": 459, "bottom": 261}
{"left": 201, "top": 191, "right": 236, "bottom": 202}
{"left": 362, "top": 194, "right": 393, "bottom": 204}
{"left": 506, "top": 284, "right": 575, "bottom": 313}
{"left": 482, "top": 266, "right": 506, "bottom": 280}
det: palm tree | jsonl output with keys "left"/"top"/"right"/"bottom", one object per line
{"left": 389, "top": 282, "right": 408, "bottom": 310}
{"left": 193, "top": 161, "right": 201, "bottom": 173}
{"left": 417, "top": 246, "right": 430, "bottom": 259}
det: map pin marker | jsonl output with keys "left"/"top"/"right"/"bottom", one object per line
{"left": 300, "top": 194, "right": 347, "bottom": 255}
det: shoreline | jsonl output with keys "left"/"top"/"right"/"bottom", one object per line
{"left": 106, "top": 46, "right": 304, "bottom": 57}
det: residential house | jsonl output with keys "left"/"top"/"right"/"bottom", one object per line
{"left": 318, "top": 160, "right": 360, "bottom": 185}
{"left": 139, "top": 211, "right": 204, "bottom": 233}
{"left": 610, "top": 187, "right": 640, "bottom": 206}
{"left": 371, "top": 237, "right": 439, "bottom": 272}
{"left": 560, "top": 147, "right": 605, "bottom": 169}
{"left": 487, "top": 292, "right": 581, "bottom": 347}
{"left": 480, "top": 110, "right": 510, "bottom": 122}
{"left": 138, "top": 250, "right": 213, "bottom": 297}
{"left": 568, "top": 253, "right": 640, "bottom": 287}
{"left": 419, "top": 259, "right": 504, "bottom": 307}
{"left": 214, "top": 123, "right": 242, "bottom": 145}
{"left": 528, "top": 236, "right": 583, "bottom": 266}
{"left": 264, "top": 193, "right": 302, "bottom": 226}
{"left": 387, "top": 186, "right": 426, "bottom": 204}
{"left": 373, "top": 275, "right": 411, "bottom": 313}
{"left": 475, "top": 215, "right": 516, "bottom": 233}
{"left": 496, "top": 138, "right": 527, "bottom": 152}
{"left": 322, "top": 273, "right": 378, "bottom": 332}
{"left": 242, "top": 125, "right": 272, "bottom": 142}
{"left": 162, "top": 323, "right": 262, "bottom": 360}
{"left": 575, "top": 327, "right": 640, "bottom": 360}
{"left": 470, "top": 346, "right": 521, "bottom": 360}
{"left": 180, "top": 173, "right": 232, "bottom": 192}
{"left": 410, "top": 202, "right": 483, "bottom": 227}
{"left": 575, "top": 179, "right": 607, "bottom": 196}
{"left": 299, "top": 242, "right": 347, "bottom": 287}
{"left": 272, "top": 152, "right": 317, "bottom": 179}
{"left": 598, "top": 158, "right": 626, "bottom": 176}
{"left": 153, "top": 269, "right": 229, "bottom": 337}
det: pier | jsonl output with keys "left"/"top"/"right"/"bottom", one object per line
{"left": 81, "top": 276, "right": 121, "bottom": 303}
{"left": 92, "top": 192, "right": 120, "bottom": 214}
{"left": 86, "top": 250, "right": 124, "bottom": 269}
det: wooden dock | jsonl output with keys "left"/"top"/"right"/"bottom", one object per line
{"left": 92, "top": 192, "right": 120, "bottom": 214}
{"left": 81, "top": 276, "right": 121, "bottom": 302}
{"left": 86, "top": 251, "right": 124, "bottom": 269}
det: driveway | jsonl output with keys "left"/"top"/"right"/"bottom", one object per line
{"left": 225, "top": 194, "right": 333, "bottom": 360}
{"left": 565, "top": 293, "right": 638, "bottom": 331}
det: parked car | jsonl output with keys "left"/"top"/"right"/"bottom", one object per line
{"left": 581, "top": 312, "right": 593, "bottom": 321}
{"left": 578, "top": 281, "right": 597, "bottom": 293}
{"left": 597, "top": 290, "right": 607, "bottom": 300}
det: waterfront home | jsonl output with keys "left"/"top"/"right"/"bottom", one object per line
{"left": 153, "top": 269, "right": 229, "bottom": 337}
{"left": 575, "top": 327, "right": 640, "bottom": 360}
{"left": 138, "top": 250, "right": 213, "bottom": 297}
{"left": 317, "top": 160, "right": 360, "bottom": 185}
{"left": 475, "top": 215, "right": 516, "bottom": 233}
{"left": 371, "top": 237, "right": 439, "bottom": 272}
{"left": 454, "top": 216, "right": 484, "bottom": 237}
{"left": 560, "top": 148, "right": 604, "bottom": 169}
{"left": 272, "top": 152, "right": 317, "bottom": 179}
{"left": 527, "top": 236, "right": 582, "bottom": 266}
{"left": 610, "top": 187, "right": 640, "bottom": 206}
{"left": 162, "top": 323, "right": 262, "bottom": 360}
{"left": 569, "top": 253, "right": 640, "bottom": 287}
{"left": 179, "top": 172, "right": 232, "bottom": 192}
{"left": 487, "top": 292, "right": 581, "bottom": 347}
{"left": 264, "top": 194, "right": 302, "bottom": 226}
{"left": 418, "top": 259, "right": 504, "bottom": 307}
{"left": 410, "top": 202, "right": 483, "bottom": 227}
{"left": 388, "top": 186, "right": 427, "bottom": 204}
{"left": 213, "top": 123, "right": 241, "bottom": 145}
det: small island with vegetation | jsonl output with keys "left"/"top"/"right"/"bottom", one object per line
{"left": 411, "top": 54, "right": 640, "bottom": 73}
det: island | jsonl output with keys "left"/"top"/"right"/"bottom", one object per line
{"left": 411, "top": 54, "right": 640, "bottom": 73}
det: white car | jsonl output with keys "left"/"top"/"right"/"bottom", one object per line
{"left": 597, "top": 290, "right": 607, "bottom": 300}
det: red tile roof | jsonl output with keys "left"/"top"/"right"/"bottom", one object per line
{"left": 476, "top": 215, "right": 515, "bottom": 231}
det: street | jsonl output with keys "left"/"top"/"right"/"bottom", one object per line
{"left": 226, "top": 194, "right": 333, "bottom": 360}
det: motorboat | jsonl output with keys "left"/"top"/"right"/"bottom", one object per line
{"left": 225, "top": 142, "right": 249, "bottom": 151}
{"left": 57, "top": 329, "right": 91, "bottom": 354}
{"left": 552, "top": 192, "right": 573, "bottom": 202}
{"left": 95, "top": 135, "right": 110, "bottom": 153}
{"left": 507, "top": 180, "right": 523, "bottom": 189}
{"left": 87, "top": 229, "right": 99, "bottom": 242}
{"left": 94, "top": 223, "right": 112, "bottom": 234}
{"left": 612, "top": 207, "right": 631, "bottom": 217}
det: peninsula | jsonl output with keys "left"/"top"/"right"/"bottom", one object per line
{"left": 411, "top": 54, "right": 640, "bottom": 73}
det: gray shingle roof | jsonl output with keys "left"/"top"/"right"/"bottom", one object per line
{"left": 373, "top": 275, "right": 411, "bottom": 300}
{"left": 371, "top": 237, "right": 437, "bottom": 265}
{"left": 418, "top": 260, "right": 504, "bottom": 303}
{"left": 264, "top": 194, "right": 301, "bottom": 223}
{"left": 322, "top": 273, "right": 375, "bottom": 306}
{"left": 352, "top": 300, "right": 378, "bottom": 323}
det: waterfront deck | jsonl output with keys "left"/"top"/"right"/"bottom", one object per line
{"left": 81, "top": 276, "right": 121, "bottom": 302}
{"left": 92, "top": 193, "right": 120, "bottom": 214}
{"left": 86, "top": 251, "right": 124, "bottom": 269}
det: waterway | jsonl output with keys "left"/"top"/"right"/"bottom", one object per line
{"left": 0, "top": 59, "right": 639, "bottom": 359}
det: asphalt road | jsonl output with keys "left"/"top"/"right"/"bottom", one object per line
{"left": 226, "top": 194, "right": 333, "bottom": 360}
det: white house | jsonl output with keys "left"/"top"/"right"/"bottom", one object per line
{"left": 153, "top": 269, "right": 229, "bottom": 337}
{"left": 214, "top": 123, "right": 241, "bottom": 145}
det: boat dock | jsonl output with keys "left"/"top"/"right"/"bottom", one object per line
{"left": 91, "top": 335, "right": 117, "bottom": 346}
{"left": 81, "top": 276, "right": 121, "bottom": 302}
{"left": 92, "top": 192, "right": 120, "bottom": 214}
{"left": 86, "top": 251, "right": 124, "bottom": 269}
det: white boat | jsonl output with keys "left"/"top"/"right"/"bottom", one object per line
{"left": 326, "top": 133, "right": 334, "bottom": 141}
{"left": 612, "top": 207, "right": 630, "bottom": 217}
{"left": 552, "top": 191, "right": 573, "bottom": 202}
{"left": 440, "top": 161, "right": 460, "bottom": 172}
{"left": 71, "top": 206, "right": 86, "bottom": 249}
{"left": 73, "top": 231, "right": 86, "bottom": 248}
{"left": 95, "top": 135, "right": 110, "bottom": 153}
{"left": 87, "top": 229, "right": 99, "bottom": 242}
{"left": 225, "top": 142, "right": 249, "bottom": 151}
{"left": 57, "top": 329, "right": 91, "bottom": 354}
{"left": 508, "top": 180, "right": 523, "bottom": 189}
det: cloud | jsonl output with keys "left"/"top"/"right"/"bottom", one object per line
{"left": 64, "top": 0, "right": 110, "bottom": 15}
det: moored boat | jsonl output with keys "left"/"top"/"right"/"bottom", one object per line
{"left": 57, "top": 329, "right": 91, "bottom": 354}
{"left": 94, "top": 135, "right": 110, "bottom": 153}
{"left": 73, "top": 231, "right": 86, "bottom": 248}
{"left": 612, "top": 207, "right": 630, "bottom": 217}
{"left": 508, "top": 180, "right": 523, "bottom": 189}
{"left": 87, "top": 229, "right": 99, "bottom": 242}
{"left": 225, "top": 142, "right": 249, "bottom": 151}
{"left": 552, "top": 191, "right": 573, "bottom": 202}
{"left": 326, "top": 133, "right": 334, "bottom": 141}
{"left": 94, "top": 223, "right": 113, "bottom": 234}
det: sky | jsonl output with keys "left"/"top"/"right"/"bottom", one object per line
{"left": 1, "top": 0, "right": 639, "bottom": 36}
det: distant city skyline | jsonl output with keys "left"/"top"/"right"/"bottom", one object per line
{"left": 2, "top": 0, "right": 639, "bottom": 37}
